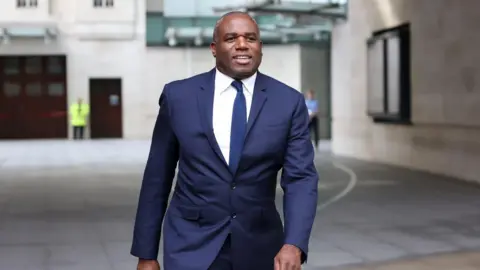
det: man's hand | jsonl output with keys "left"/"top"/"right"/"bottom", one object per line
{"left": 274, "top": 244, "right": 302, "bottom": 270}
{"left": 137, "top": 259, "right": 160, "bottom": 270}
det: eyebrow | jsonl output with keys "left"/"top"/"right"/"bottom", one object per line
{"left": 224, "top": 32, "right": 258, "bottom": 37}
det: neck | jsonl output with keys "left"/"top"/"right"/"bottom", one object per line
{"left": 216, "top": 66, "right": 255, "bottom": 81}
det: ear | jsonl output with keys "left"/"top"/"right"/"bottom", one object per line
{"left": 210, "top": 42, "right": 216, "bottom": 58}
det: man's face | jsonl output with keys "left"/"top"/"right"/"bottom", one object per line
{"left": 210, "top": 13, "right": 262, "bottom": 80}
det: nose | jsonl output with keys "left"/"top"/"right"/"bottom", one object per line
{"left": 235, "top": 36, "right": 248, "bottom": 49}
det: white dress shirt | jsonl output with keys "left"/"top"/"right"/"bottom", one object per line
{"left": 213, "top": 69, "right": 257, "bottom": 165}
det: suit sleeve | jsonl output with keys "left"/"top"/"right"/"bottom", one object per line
{"left": 281, "top": 93, "right": 319, "bottom": 263}
{"left": 130, "top": 85, "right": 179, "bottom": 260}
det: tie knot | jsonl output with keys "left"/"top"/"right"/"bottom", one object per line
{"left": 231, "top": 80, "right": 243, "bottom": 93}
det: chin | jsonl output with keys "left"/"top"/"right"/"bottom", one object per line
{"left": 232, "top": 71, "right": 253, "bottom": 80}
{"left": 233, "top": 66, "right": 256, "bottom": 76}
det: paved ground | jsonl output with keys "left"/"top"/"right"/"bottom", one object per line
{"left": 1, "top": 140, "right": 480, "bottom": 270}
{"left": 340, "top": 250, "right": 480, "bottom": 270}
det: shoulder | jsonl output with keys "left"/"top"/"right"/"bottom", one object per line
{"left": 259, "top": 72, "right": 304, "bottom": 103}
{"left": 166, "top": 71, "right": 210, "bottom": 90}
{"left": 161, "top": 70, "right": 212, "bottom": 101}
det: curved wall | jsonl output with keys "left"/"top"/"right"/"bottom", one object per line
{"left": 331, "top": 0, "right": 480, "bottom": 183}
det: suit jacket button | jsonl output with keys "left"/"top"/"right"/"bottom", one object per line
{"left": 231, "top": 182, "right": 236, "bottom": 189}
{"left": 231, "top": 213, "right": 236, "bottom": 219}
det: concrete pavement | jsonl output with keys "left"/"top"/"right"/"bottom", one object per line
{"left": 0, "top": 140, "right": 480, "bottom": 269}
{"left": 339, "top": 250, "right": 480, "bottom": 270}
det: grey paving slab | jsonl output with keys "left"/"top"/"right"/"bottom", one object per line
{"left": 0, "top": 140, "right": 150, "bottom": 168}
{"left": 307, "top": 249, "right": 363, "bottom": 268}
{"left": 1, "top": 140, "right": 480, "bottom": 270}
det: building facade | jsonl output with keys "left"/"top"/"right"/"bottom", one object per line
{"left": 331, "top": 0, "right": 480, "bottom": 184}
{"left": 0, "top": 0, "right": 333, "bottom": 140}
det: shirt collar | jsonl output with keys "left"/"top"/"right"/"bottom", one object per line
{"left": 215, "top": 68, "right": 257, "bottom": 95}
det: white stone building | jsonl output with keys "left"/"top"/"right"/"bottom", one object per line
{"left": 0, "top": 0, "right": 333, "bottom": 140}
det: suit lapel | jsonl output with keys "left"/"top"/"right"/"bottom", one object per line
{"left": 245, "top": 72, "right": 268, "bottom": 141}
{"left": 197, "top": 69, "right": 229, "bottom": 168}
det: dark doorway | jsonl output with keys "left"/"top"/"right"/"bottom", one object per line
{"left": 0, "top": 56, "right": 67, "bottom": 139}
{"left": 89, "top": 78, "right": 123, "bottom": 139}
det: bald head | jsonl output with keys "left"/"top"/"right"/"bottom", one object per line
{"left": 212, "top": 11, "right": 259, "bottom": 43}
{"left": 209, "top": 10, "right": 263, "bottom": 80}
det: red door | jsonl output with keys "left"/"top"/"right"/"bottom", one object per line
{"left": 0, "top": 57, "right": 23, "bottom": 138}
{"left": 0, "top": 80, "right": 22, "bottom": 139}
{"left": 89, "top": 78, "right": 123, "bottom": 138}
{"left": 42, "top": 56, "right": 68, "bottom": 138}
{"left": 0, "top": 56, "right": 67, "bottom": 139}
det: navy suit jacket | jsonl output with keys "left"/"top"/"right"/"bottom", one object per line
{"left": 131, "top": 68, "right": 318, "bottom": 270}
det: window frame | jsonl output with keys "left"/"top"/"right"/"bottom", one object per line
{"left": 16, "top": 0, "right": 38, "bottom": 8}
{"left": 93, "top": 0, "right": 114, "bottom": 8}
{"left": 366, "top": 23, "right": 411, "bottom": 124}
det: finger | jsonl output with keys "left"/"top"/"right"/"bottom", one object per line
{"left": 274, "top": 258, "right": 281, "bottom": 270}
{"left": 286, "top": 260, "right": 296, "bottom": 270}
{"left": 281, "top": 260, "right": 291, "bottom": 270}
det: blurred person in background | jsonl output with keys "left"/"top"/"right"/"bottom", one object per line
{"left": 69, "top": 98, "right": 89, "bottom": 140}
{"left": 304, "top": 89, "right": 319, "bottom": 150}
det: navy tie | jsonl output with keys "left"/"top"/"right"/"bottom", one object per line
{"left": 229, "top": 80, "right": 247, "bottom": 173}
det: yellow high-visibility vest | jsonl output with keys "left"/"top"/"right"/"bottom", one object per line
{"left": 69, "top": 103, "right": 90, "bottom": 127}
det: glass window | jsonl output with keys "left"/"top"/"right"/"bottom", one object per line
{"left": 47, "top": 56, "right": 63, "bottom": 74}
{"left": 16, "top": 0, "right": 26, "bottom": 7}
{"left": 387, "top": 36, "right": 400, "bottom": 115}
{"left": 3, "top": 82, "right": 21, "bottom": 97}
{"left": 3, "top": 57, "right": 20, "bottom": 75}
{"left": 25, "top": 82, "right": 42, "bottom": 96}
{"left": 47, "top": 83, "right": 64, "bottom": 96}
{"left": 25, "top": 57, "right": 42, "bottom": 74}
{"left": 367, "top": 38, "right": 384, "bottom": 114}
{"left": 366, "top": 23, "right": 411, "bottom": 123}
{"left": 94, "top": 0, "right": 114, "bottom": 7}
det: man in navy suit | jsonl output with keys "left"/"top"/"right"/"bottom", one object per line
{"left": 131, "top": 11, "right": 318, "bottom": 270}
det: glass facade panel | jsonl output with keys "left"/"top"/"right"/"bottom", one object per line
{"left": 146, "top": 14, "right": 167, "bottom": 44}
{"left": 3, "top": 82, "right": 21, "bottom": 97}
{"left": 47, "top": 56, "right": 64, "bottom": 74}
{"left": 25, "top": 82, "right": 42, "bottom": 97}
{"left": 148, "top": 0, "right": 344, "bottom": 46}
{"left": 3, "top": 57, "right": 20, "bottom": 75}
{"left": 25, "top": 57, "right": 42, "bottom": 74}
{"left": 48, "top": 83, "right": 64, "bottom": 97}
{"left": 164, "top": 0, "right": 246, "bottom": 16}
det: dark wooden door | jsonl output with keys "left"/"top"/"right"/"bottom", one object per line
{"left": 89, "top": 78, "right": 123, "bottom": 138}
{"left": 0, "top": 57, "right": 25, "bottom": 139}
{"left": 0, "top": 56, "right": 67, "bottom": 139}
{"left": 0, "top": 80, "right": 22, "bottom": 139}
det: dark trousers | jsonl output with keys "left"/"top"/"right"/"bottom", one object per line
{"left": 309, "top": 116, "right": 319, "bottom": 148}
{"left": 208, "top": 234, "right": 232, "bottom": 270}
{"left": 73, "top": 126, "right": 85, "bottom": 140}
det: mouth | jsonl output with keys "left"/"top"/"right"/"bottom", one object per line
{"left": 232, "top": 55, "right": 252, "bottom": 65}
